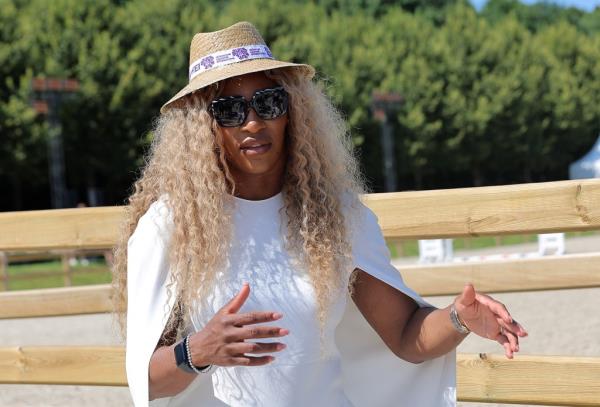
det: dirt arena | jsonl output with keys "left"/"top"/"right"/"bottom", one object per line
{"left": 1, "top": 236, "right": 598, "bottom": 406}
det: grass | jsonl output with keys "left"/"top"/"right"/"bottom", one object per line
{"left": 386, "top": 230, "right": 598, "bottom": 258}
{"left": 3, "top": 258, "right": 112, "bottom": 291}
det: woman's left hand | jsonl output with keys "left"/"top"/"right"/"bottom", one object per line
{"left": 454, "top": 283, "right": 528, "bottom": 359}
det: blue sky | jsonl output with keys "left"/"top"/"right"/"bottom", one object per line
{"left": 470, "top": 0, "right": 600, "bottom": 11}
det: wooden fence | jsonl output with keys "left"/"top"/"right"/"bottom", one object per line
{"left": 1, "top": 179, "right": 599, "bottom": 405}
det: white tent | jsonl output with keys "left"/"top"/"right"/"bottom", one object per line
{"left": 569, "top": 135, "right": 600, "bottom": 179}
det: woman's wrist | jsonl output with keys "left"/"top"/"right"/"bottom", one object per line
{"left": 174, "top": 334, "right": 213, "bottom": 374}
{"left": 449, "top": 303, "right": 470, "bottom": 335}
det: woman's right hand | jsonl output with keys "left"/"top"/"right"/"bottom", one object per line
{"left": 187, "top": 283, "right": 288, "bottom": 367}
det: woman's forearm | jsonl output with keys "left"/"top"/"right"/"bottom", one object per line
{"left": 397, "top": 305, "right": 467, "bottom": 364}
{"left": 148, "top": 344, "right": 202, "bottom": 400}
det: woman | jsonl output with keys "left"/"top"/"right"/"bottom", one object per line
{"left": 112, "top": 22, "right": 527, "bottom": 407}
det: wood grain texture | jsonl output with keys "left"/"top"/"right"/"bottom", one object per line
{"left": 457, "top": 353, "right": 600, "bottom": 406}
{"left": 0, "top": 346, "right": 125, "bottom": 386}
{"left": 3, "top": 251, "right": 600, "bottom": 318}
{"left": 400, "top": 252, "right": 600, "bottom": 296}
{"left": 363, "top": 179, "right": 600, "bottom": 239}
{"left": 1, "top": 179, "right": 599, "bottom": 251}
{"left": 0, "top": 285, "right": 113, "bottom": 319}
{"left": 0, "top": 206, "right": 124, "bottom": 251}
{"left": 1, "top": 348, "right": 598, "bottom": 406}
{"left": 0, "top": 252, "right": 7, "bottom": 291}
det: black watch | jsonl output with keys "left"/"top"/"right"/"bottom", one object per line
{"left": 174, "top": 335, "right": 212, "bottom": 374}
{"left": 174, "top": 338, "right": 196, "bottom": 373}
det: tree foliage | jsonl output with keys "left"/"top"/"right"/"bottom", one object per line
{"left": 1, "top": 0, "right": 599, "bottom": 209}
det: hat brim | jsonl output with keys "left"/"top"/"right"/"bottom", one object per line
{"left": 160, "top": 59, "right": 315, "bottom": 113}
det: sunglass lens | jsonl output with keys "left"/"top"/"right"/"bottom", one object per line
{"left": 254, "top": 89, "right": 288, "bottom": 120}
{"left": 212, "top": 98, "right": 246, "bottom": 127}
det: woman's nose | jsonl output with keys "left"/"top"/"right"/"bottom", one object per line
{"left": 241, "top": 108, "right": 266, "bottom": 133}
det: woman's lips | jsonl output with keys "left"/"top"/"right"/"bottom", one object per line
{"left": 240, "top": 143, "right": 272, "bottom": 156}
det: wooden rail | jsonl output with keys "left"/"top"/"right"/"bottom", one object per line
{"left": 0, "top": 206, "right": 124, "bottom": 251}
{"left": 365, "top": 179, "right": 600, "bottom": 239}
{"left": 0, "top": 285, "right": 113, "bottom": 319}
{"left": 1, "top": 180, "right": 599, "bottom": 252}
{"left": 0, "top": 348, "right": 598, "bottom": 405}
{"left": 400, "top": 252, "right": 600, "bottom": 296}
{"left": 457, "top": 354, "right": 600, "bottom": 406}
{"left": 2, "top": 251, "right": 599, "bottom": 319}
{"left": 0, "top": 346, "right": 125, "bottom": 386}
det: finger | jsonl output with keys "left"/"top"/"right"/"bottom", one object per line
{"left": 229, "top": 355, "right": 275, "bottom": 367}
{"left": 497, "top": 319, "right": 520, "bottom": 353}
{"left": 499, "top": 317, "right": 528, "bottom": 339}
{"left": 230, "top": 311, "right": 284, "bottom": 327}
{"left": 456, "top": 283, "right": 476, "bottom": 307}
{"left": 475, "top": 293, "right": 513, "bottom": 324}
{"left": 228, "top": 342, "right": 286, "bottom": 355}
{"left": 222, "top": 283, "right": 250, "bottom": 315}
{"left": 510, "top": 319, "right": 529, "bottom": 337}
{"left": 238, "top": 326, "right": 290, "bottom": 340}
{"left": 495, "top": 332, "right": 514, "bottom": 359}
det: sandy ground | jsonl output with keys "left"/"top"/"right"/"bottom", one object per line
{"left": 1, "top": 236, "right": 598, "bottom": 407}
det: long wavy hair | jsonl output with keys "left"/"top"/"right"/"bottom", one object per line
{"left": 111, "top": 67, "right": 365, "bottom": 343}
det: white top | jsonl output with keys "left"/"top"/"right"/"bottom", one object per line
{"left": 126, "top": 193, "right": 456, "bottom": 407}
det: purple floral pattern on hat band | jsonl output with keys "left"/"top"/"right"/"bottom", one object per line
{"left": 200, "top": 56, "right": 215, "bottom": 69}
{"left": 232, "top": 47, "right": 250, "bottom": 60}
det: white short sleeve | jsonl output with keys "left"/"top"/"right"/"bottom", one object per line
{"left": 350, "top": 201, "right": 428, "bottom": 307}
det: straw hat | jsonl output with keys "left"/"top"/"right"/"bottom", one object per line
{"left": 160, "top": 21, "right": 315, "bottom": 113}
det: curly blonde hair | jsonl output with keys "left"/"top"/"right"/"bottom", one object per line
{"left": 111, "top": 67, "right": 364, "bottom": 343}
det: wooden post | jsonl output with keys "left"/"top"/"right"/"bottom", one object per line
{"left": 61, "top": 251, "right": 72, "bottom": 287}
{"left": 395, "top": 240, "right": 404, "bottom": 257}
{"left": 0, "top": 252, "right": 7, "bottom": 291}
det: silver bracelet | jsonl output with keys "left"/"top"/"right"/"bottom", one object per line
{"left": 450, "top": 303, "right": 470, "bottom": 334}
{"left": 184, "top": 334, "right": 214, "bottom": 374}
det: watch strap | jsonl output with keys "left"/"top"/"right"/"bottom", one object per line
{"left": 174, "top": 337, "right": 195, "bottom": 373}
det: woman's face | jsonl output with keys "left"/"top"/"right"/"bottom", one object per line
{"left": 215, "top": 72, "right": 288, "bottom": 183}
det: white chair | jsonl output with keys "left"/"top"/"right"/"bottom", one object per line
{"left": 537, "top": 233, "right": 565, "bottom": 256}
{"left": 418, "top": 239, "right": 453, "bottom": 263}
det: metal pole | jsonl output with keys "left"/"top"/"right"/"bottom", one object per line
{"left": 46, "top": 91, "right": 67, "bottom": 209}
{"left": 372, "top": 92, "right": 402, "bottom": 192}
{"left": 32, "top": 78, "right": 79, "bottom": 209}
{"left": 380, "top": 113, "right": 397, "bottom": 192}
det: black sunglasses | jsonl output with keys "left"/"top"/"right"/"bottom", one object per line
{"left": 209, "top": 86, "right": 289, "bottom": 127}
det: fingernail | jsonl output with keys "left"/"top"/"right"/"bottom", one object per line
{"left": 269, "top": 356, "right": 276, "bottom": 362}
{"left": 273, "top": 312, "right": 283, "bottom": 319}
{"left": 280, "top": 328, "right": 290, "bottom": 335}
{"left": 278, "top": 343, "right": 287, "bottom": 350}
